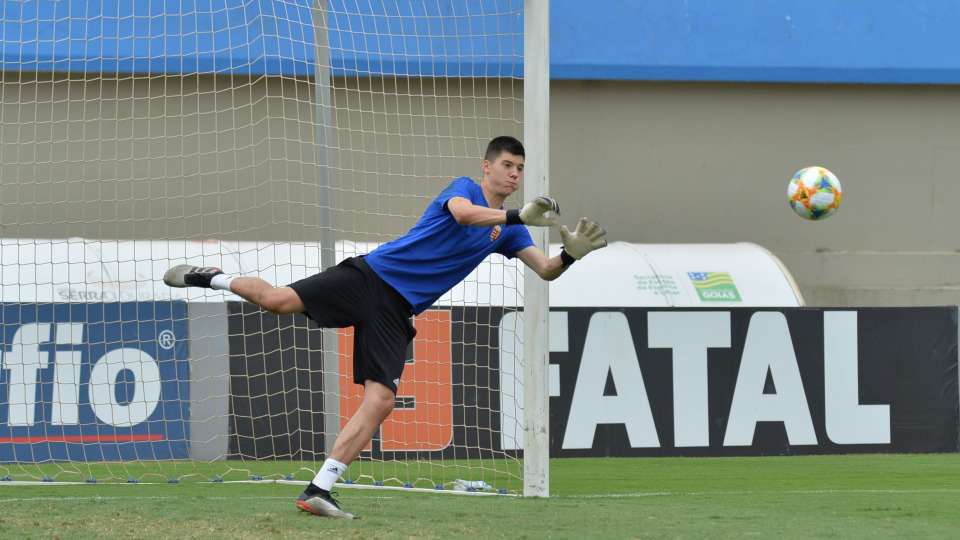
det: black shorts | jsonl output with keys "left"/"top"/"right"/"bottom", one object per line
{"left": 288, "top": 256, "right": 416, "bottom": 394}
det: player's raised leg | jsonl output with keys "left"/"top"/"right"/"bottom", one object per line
{"left": 163, "top": 265, "right": 305, "bottom": 315}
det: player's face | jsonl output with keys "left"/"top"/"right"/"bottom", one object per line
{"left": 484, "top": 152, "right": 524, "bottom": 196}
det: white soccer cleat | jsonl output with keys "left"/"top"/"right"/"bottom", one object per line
{"left": 296, "top": 491, "right": 357, "bottom": 519}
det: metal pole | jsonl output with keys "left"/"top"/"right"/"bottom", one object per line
{"left": 523, "top": 0, "right": 550, "bottom": 498}
{"left": 312, "top": 0, "right": 340, "bottom": 457}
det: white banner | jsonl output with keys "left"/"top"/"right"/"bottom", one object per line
{"left": 0, "top": 238, "right": 801, "bottom": 307}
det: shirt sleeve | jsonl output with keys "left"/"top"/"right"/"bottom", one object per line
{"left": 436, "top": 177, "right": 475, "bottom": 209}
{"left": 497, "top": 224, "right": 535, "bottom": 259}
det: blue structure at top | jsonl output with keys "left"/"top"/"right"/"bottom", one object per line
{"left": 0, "top": 0, "right": 522, "bottom": 77}
{"left": 0, "top": 0, "right": 316, "bottom": 75}
{"left": 2, "top": 0, "right": 960, "bottom": 84}
{"left": 553, "top": 0, "right": 960, "bottom": 84}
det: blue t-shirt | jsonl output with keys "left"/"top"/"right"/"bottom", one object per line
{"left": 364, "top": 176, "right": 535, "bottom": 315}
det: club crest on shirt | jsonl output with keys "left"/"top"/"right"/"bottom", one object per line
{"left": 490, "top": 225, "right": 502, "bottom": 242}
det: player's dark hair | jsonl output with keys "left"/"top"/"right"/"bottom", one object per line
{"left": 484, "top": 135, "right": 525, "bottom": 163}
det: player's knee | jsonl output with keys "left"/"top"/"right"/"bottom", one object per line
{"left": 372, "top": 392, "right": 395, "bottom": 417}
{"left": 364, "top": 386, "right": 396, "bottom": 419}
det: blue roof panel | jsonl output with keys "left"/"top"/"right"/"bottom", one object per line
{"left": 2, "top": 0, "right": 960, "bottom": 83}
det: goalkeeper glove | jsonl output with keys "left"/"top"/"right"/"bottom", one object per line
{"left": 559, "top": 218, "right": 607, "bottom": 267}
{"left": 506, "top": 196, "right": 561, "bottom": 227}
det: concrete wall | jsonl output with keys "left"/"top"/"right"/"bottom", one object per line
{"left": 0, "top": 73, "right": 319, "bottom": 242}
{"left": 550, "top": 80, "right": 960, "bottom": 307}
{"left": 3, "top": 73, "right": 959, "bottom": 307}
{"left": 0, "top": 73, "right": 520, "bottom": 244}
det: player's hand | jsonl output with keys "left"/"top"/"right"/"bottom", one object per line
{"left": 518, "top": 196, "right": 561, "bottom": 227}
{"left": 560, "top": 218, "right": 607, "bottom": 261}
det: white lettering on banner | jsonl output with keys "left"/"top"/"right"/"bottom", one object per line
{"left": 498, "top": 311, "right": 567, "bottom": 451}
{"left": 647, "top": 311, "right": 731, "bottom": 447}
{"left": 5, "top": 324, "right": 51, "bottom": 426}
{"left": 724, "top": 312, "right": 818, "bottom": 446}
{"left": 562, "top": 312, "right": 659, "bottom": 449}
{"left": 88, "top": 348, "right": 162, "bottom": 427}
{"left": 824, "top": 311, "right": 891, "bottom": 444}
{"left": 52, "top": 324, "right": 84, "bottom": 425}
{"left": 1, "top": 323, "right": 163, "bottom": 428}
{"left": 501, "top": 309, "right": 891, "bottom": 451}
{"left": 701, "top": 291, "right": 738, "bottom": 300}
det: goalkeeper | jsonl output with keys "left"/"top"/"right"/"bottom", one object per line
{"left": 163, "top": 135, "right": 607, "bottom": 519}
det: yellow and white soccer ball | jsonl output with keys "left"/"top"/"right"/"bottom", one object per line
{"left": 787, "top": 166, "right": 842, "bottom": 221}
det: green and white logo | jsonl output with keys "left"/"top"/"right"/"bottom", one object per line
{"left": 687, "top": 272, "right": 741, "bottom": 302}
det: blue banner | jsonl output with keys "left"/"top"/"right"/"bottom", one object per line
{"left": 0, "top": 0, "right": 314, "bottom": 75}
{"left": 0, "top": 0, "right": 521, "bottom": 77}
{"left": 3, "top": 0, "right": 959, "bottom": 82}
{"left": 0, "top": 302, "right": 190, "bottom": 462}
{"left": 326, "top": 0, "right": 522, "bottom": 77}
{"left": 550, "top": 0, "right": 960, "bottom": 83}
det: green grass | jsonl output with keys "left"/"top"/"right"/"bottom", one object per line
{"left": 0, "top": 458, "right": 526, "bottom": 492}
{"left": 1, "top": 454, "right": 958, "bottom": 539}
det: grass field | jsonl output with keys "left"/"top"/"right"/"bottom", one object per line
{"left": 1, "top": 454, "right": 958, "bottom": 539}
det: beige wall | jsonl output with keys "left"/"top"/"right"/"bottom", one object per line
{"left": 3, "top": 73, "right": 960, "bottom": 306}
{"left": 0, "top": 73, "right": 522, "bottom": 244}
{"left": 551, "top": 80, "right": 960, "bottom": 306}
{"left": 0, "top": 73, "right": 320, "bottom": 242}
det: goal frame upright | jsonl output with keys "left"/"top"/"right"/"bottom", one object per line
{"left": 523, "top": 0, "right": 551, "bottom": 498}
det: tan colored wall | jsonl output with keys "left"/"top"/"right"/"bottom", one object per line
{"left": 0, "top": 73, "right": 319, "bottom": 242}
{"left": 0, "top": 74, "right": 522, "bottom": 244}
{"left": 3, "top": 73, "right": 959, "bottom": 306}
{"left": 550, "top": 80, "right": 960, "bottom": 306}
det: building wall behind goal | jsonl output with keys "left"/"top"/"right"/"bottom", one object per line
{"left": 3, "top": 72, "right": 958, "bottom": 307}
{"left": 548, "top": 80, "right": 960, "bottom": 308}
{"left": 0, "top": 73, "right": 520, "bottom": 245}
{"left": 4, "top": 0, "right": 960, "bottom": 307}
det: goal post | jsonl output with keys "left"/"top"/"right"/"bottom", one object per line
{"left": 310, "top": 0, "right": 342, "bottom": 457}
{"left": 523, "top": 0, "right": 551, "bottom": 498}
{"left": 0, "top": 0, "right": 549, "bottom": 495}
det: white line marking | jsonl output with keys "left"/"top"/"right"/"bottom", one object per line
{"left": 0, "top": 479, "right": 514, "bottom": 496}
{"left": 560, "top": 488, "right": 960, "bottom": 498}
{"left": 4, "top": 484, "right": 953, "bottom": 503}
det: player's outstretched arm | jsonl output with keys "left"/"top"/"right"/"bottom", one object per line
{"left": 515, "top": 246, "right": 564, "bottom": 281}
{"left": 447, "top": 195, "right": 561, "bottom": 227}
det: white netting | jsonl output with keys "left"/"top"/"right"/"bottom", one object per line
{"left": 0, "top": 0, "right": 527, "bottom": 492}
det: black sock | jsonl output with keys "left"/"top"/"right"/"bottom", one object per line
{"left": 303, "top": 483, "right": 327, "bottom": 496}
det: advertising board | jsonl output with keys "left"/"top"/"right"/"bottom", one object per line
{"left": 225, "top": 305, "right": 959, "bottom": 459}
{"left": 0, "top": 302, "right": 190, "bottom": 462}
{"left": 502, "top": 307, "right": 960, "bottom": 457}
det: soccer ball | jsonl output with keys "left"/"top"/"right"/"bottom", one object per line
{"left": 787, "top": 166, "right": 842, "bottom": 221}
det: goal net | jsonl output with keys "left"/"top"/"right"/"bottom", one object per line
{"left": 0, "top": 0, "right": 538, "bottom": 494}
